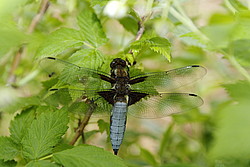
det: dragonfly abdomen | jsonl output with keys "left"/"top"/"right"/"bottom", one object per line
{"left": 110, "top": 102, "right": 127, "bottom": 155}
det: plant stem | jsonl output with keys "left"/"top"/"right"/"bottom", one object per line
{"left": 69, "top": 101, "right": 96, "bottom": 145}
{"left": 146, "top": 0, "right": 154, "bottom": 15}
{"left": 169, "top": 5, "right": 209, "bottom": 42}
{"left": 83, "top": 42, "right": 95, "bottom": 49}
{"left": 17, "top": 70, "right": 40, "bottom": 86}
{"left": 169, "top": 2, "right": 250, "bottom": 81}
{"left": 161, "top": 0, "right": 172, "bottom": 19}
{"left": 128, "top": 17, "right": 145, "bottom": 56}
{"left": 39, "top": 154, "right": 53, "bottom": 160}
{"left": 228, "top": 54, "right": 250, "bottom": 81}
{"left": 28, "top": 0, "right": 50, "bottom": 33}
{"left": 224, "top": 0, "right": 237, "bottom": 13}
{"left": 7, "top": 0, "right": 50, "bottom": 85}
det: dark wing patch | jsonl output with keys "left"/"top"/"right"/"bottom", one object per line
{"left": 98, "top": 90, "right": 116, "bottom": 105}
{"left": 128, "top": 91, "right": 149, "bottom": 106}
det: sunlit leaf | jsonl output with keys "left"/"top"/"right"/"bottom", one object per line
{"left": 53, "top": 145, "right": 127, "bottom": 167}
{"left": 0, "top": 137, "right": 19, "bottom": 161}
{"left": 0, "top": 20, "right": 27, "bottom": 56}
{"left": 140, "top": 147, "right": 158, "bottom": 167}
{"left": 224, "top": 80, "right": 250, "bottom": 102}
{"left": 26, "top": 160, "right": 59, "bottom": 167}
{"left": 1, "top": 96, "right": 40, "bottom": 113}
{"left": 230, "top": 39, "right": 250, "bottom": 67}
{"left": 228, "top": 0, "right": 248, "bottom": 11}
{"left": 36, "top": 28, "right": 84, "bottom": 59}
{"left": 77, "top": 6, "right": 108, "bottom": 47}
{"left": 130, "top": 37, "right": 171, "bottom": 61}
{"left": 22, "top": 109, "right": 69, "bottom": 160}
{"left": 160, "top": 163, "right": 200, "bottom": 167}
{"left": 9, "top": 107, "right": 36, "bottom": 144}
{"left": 119, "top": 15, "right": 138, "bottom": 34}
{"left": 209, "top": 101, "right": 250, "bottom": 165}
{"left": 233, "top": 11, "right": 250, "bottom": 40}
{"left": 97, "top": 119, "right": 109, "bottom": 133}
{"left": 209, "top": 81, "right": 250, "bottom": 166}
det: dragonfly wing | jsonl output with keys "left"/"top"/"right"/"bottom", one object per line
{"left": 48, "top": 88, "right": 113, "bottom": 117}
{"left": 39, "top": 57, "right": 115, "bottom": 84}
{"left": 128, "top": 93, "right": 203, "bottom": 118}
{"left": 129, "top": 65, "right": 206, "bottom": 92}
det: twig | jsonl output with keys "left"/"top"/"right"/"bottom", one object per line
{"left": 69, "top": 101, "right": 96, "bottom": 145}
{"left": 28, "top": 0, "right": 50, "bottom": 33}
{"left": 135, "top": 19, "right": 145, "bottom": 41}
{"left": 7, "top": 47, "right": 23, "bottom": 84}
{"left": 7, "top": 0, "right": 50, "bottom": 85}
{"left": 128, "top": 17, "right": 145, "bottom": 58}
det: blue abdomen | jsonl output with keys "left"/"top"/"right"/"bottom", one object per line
{"left": 110, "top": 102, "right": 127, "bottom": 155}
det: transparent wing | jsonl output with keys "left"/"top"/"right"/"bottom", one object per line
{"left": 128, "top": 93, "right": 203, "bottom": 118}
{"left": 48, "top": 88, "right": 112, "bottom": 117}
{"left": 39, "top": 57, "right": 114, "bottom": 85}
{"left": 129, "top": 65, "right": 206, "bottom": 92}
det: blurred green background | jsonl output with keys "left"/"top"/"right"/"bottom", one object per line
{"left": 1, "top": 0, "right": 250, "bottom": 166}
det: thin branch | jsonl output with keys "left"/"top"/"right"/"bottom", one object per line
{"left": 128, "top": 17, "right": 145, "bottom": 55}
{"left": 28, "top": 0, "right": 50, "bottom": 33}
{"left": 7, "top": 0, "right": 50, "bottom": 85}
{"left": 7, "top": 47, "right": 23, "bottom": 84}
{"left": 135, "top": 20, "right": 145, "bottom": 41}
{"left": 69, "top": 100, "right": 96, "bottom": 145}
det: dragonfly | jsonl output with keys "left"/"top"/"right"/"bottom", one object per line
{"left": 40, "top": 57, "right": 206, "bottom": 155}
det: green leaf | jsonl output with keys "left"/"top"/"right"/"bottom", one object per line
{"left": 97, "top": 119, "right": 109, "bottom": 133}
{"left": 230, "top": 40, "right": 250, "bottom": 67}
{"left": 69, "top": 101, "right": 89, "bottom": 114}
{"left": 119, "top": 15, "right": 138, "bottom": 34}
{"left": 0, "top": 137, "right": 19, "bottom": 161}
{"left": 22, "top": 109, "right": 69, "bottom": 160}
{"left": 233, "top": 11, "right": 250, "bottom": 40}
{"left": 69, "top": 49, "right": 104, "bottom": 69}
{"left": 130, "top": 37, "right": 171, "bottom": 61}
{"left": 224, "top": 80, "right": 250, "bottom": 102}
{"left": 53, "top": 145, "right": 127, "bottom": 167}
{"left": 1, "top": 96, "right": 40, "bottom": 113}
{"left": 228, "top": 0, "right": 248, "bottom": 11}
{"left": 147, "top": 37, "right": 171, "bottom": 61}
{"left": 50, "top": 49, "right": 105, "bottom": 87}
{"left": 0, "top": 0, "right": 28, "bottom": 17}
{"left": 140, "top": 147, "right": 158, "bottom": 167}
{"left": 209, "top": 101, "right": 250, "bottom": 165}
{"left": 26, "top": 160, "right": 59, "bottom": 167}
{"left": 77, "top": 6, "right": 108, "bottom": 47}
{"left": 158, "top": 122, "right": 174, "bottom": 157}
{"left": 36, "top": 28, "right": 84, "bottom": 59}
{"left": 208, "top": 13, "right": 235, "bottom": 25}
{"left": 85, "top": 130, "right": 100, "bottom": 141}
{"left": 174, "top": 46, "right": 206, "bottom": 65}
{"left": 160, "top": 163, "right": 200, "bottom": 167}
{"left": 0, "top": 20, "right": 27, "bottom": 56}
{"left": 90, "top": 0, "right": 109, "bottom": 7}
{"left": 52, "top": 141, "right": 74, "bottom": 153}
{"left": 201, "top": 24, "right": 235, "bottom": 49}
{"left": 9, "top": 107, "right": 36, "bottom": 144}
{"left": 0, "top": 159, "right": 16, "bottom": 167}
{"left": 44, "top": 89, "right": 72, "bottom": 107}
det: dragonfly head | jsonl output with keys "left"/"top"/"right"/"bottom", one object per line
{"left": 110, "top": 58, "right": 127, "bottom": 69}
